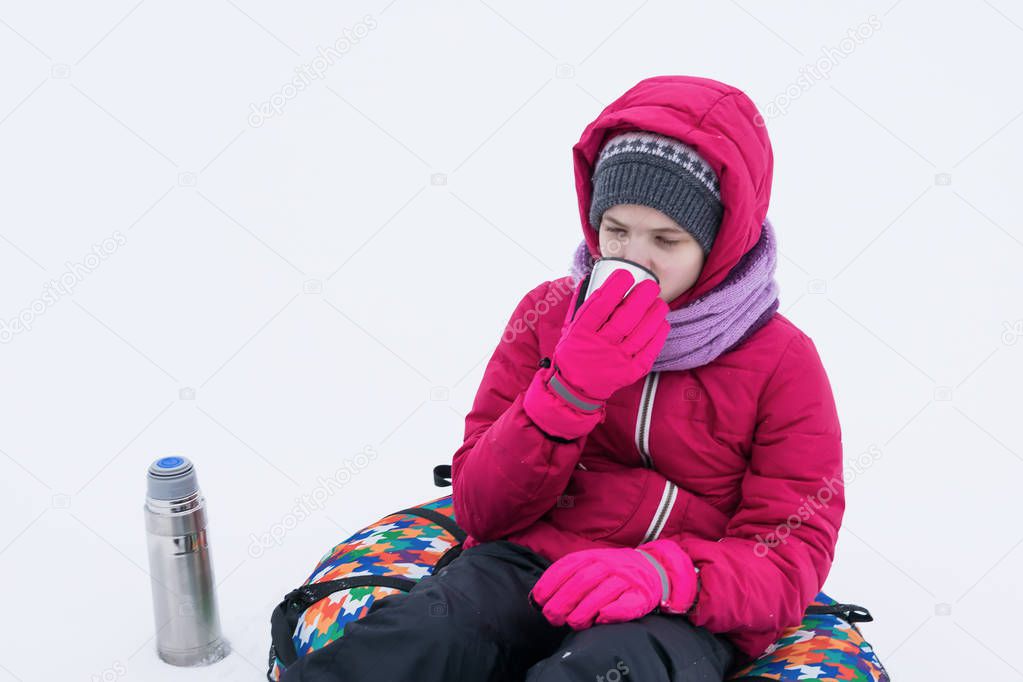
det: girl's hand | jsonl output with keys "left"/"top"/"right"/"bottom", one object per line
{"left": 528, "top": 540, "right": 699, "bottom": 630}
{"left": 522, "top": 270, "right": 668, "bottom": 440}
{"left": 553, "top": 268, "right": 670, "bottom": 403}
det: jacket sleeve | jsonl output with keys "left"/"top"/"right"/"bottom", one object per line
{"left": 665, "top": 333, "right": 845, "bottom": 637}
{"left": 451, "top": 280, "right": 596, "bottom": 543}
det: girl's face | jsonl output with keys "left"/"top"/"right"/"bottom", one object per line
{"left": 597, "top": 203, "right": 706, "bottom": 303}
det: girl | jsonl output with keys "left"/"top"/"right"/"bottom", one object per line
{"left": 283, "top": 74, "right": 844, "bottom": 682}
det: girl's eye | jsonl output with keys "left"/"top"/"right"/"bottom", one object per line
{"left": 604, "top": 225, "right": 677, "bottom": 246}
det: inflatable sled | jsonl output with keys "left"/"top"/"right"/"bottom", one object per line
{"left": 267, "top": 466, "right": 890, "bottom": 681}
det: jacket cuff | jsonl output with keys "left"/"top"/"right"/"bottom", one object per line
{"left": 522, "top": 363, "right": 606, "bottom": 441}
{"left": 636, "top": 538, "right": 700, "bottom": 615}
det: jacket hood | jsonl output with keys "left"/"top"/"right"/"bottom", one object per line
{"left": 572, "top": 75, "right": 774, "bottom": 310}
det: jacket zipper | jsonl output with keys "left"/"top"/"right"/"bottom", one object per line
{"left": 634, "top": 372, "right": 678, "bottom": 543}
{"left": 635, "top": 372, "right": 660, "bottom": 468}
{"left": 642, "top": 479, "right": 678, "bottom": 543}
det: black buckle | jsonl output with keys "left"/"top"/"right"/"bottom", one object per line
{"left": 286, "top": 586, "right": 321, "bottom": 610}
{"left": 840, "top": 604, "right": 873, "bottom": 623}
{"left": 806, "top": 602, "right": 874, "bottom": 624}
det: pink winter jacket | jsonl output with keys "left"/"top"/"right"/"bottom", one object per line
{"left": 450, "top": 75, "right": 845, "bottom": 665}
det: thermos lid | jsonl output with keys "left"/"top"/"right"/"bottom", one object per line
{"left": 147, "top": 455, "right": 199, "bottom": 500}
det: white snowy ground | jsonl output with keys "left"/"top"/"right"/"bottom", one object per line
{"left": 1, "top": 2, "right": 1021, "bottom": 680}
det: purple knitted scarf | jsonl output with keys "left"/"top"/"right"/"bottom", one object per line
{"left": 570, "top": 217, "right": 780, "bottom": 371}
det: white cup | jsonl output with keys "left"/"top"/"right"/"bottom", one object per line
{"left": 568, "top": 257, "right": 660, "bottom": 323}
{"left": 583, "top": 257, "right": 660, "bottom": 303}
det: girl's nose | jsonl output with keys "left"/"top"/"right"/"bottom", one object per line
{"left": 623, "top": 244, "right": 654, "bottom": 274}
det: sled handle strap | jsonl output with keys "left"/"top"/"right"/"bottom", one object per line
{"left": 395, "top": 504, "right": 467, "bottom": 545}
{"left": 433, "top": 463, "right": 452, "bottom": 487}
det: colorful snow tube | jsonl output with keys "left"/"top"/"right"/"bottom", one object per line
{"left": 267, "top": 467, "right": 889, "bottom": 682}
{"left": 267, "top": 492, "right": 464, "bottom": 680}
{"left": 728, "top": 595, "right": 889, "bottom": 681}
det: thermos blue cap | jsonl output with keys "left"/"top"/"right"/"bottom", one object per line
{"left": 147, "top": 455, "right": 199, "bottom": 500}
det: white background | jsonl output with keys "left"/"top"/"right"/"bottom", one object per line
{"left": 1, "top": 1, "right": 1020, "bottom": 680}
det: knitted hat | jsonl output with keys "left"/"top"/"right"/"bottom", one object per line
{"left": 588, "top": 130, "right": 723, "bottom": 255}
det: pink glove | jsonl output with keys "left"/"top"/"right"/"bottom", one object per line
{"left": 522, "top": 269, "right": 669, "bottom": 440}
{"left": 529, "top": 539, "right": 700, "bottom": 630}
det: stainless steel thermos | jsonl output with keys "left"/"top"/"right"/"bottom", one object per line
{"left": 143, "top": 456, "right": 230, "bottom": 666}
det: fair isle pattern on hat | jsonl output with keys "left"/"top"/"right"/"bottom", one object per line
{"left": 593, "top": 131, "right": 720, "bottom": 200}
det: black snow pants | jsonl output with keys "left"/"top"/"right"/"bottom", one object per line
{"left": 278, "top": 539, "right": 739, "bottom": 682}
